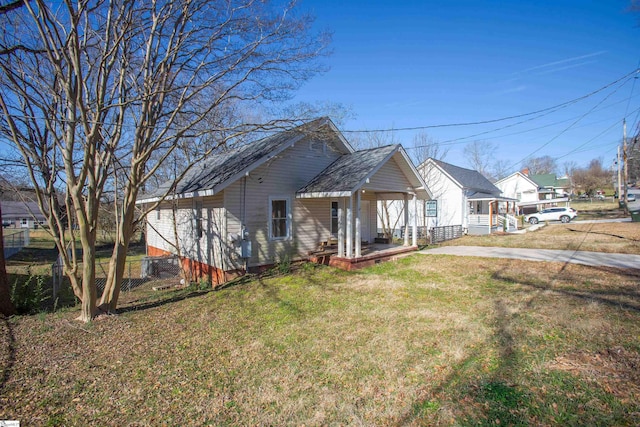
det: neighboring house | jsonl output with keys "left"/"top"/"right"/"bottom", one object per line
{"left": 1, "top": 200, "right": 46, "bottom": 229}
{"left": 495, "top": 170, "right": 570, "bottom": 214}
{"left": 137, "top": 118, "right": 430, "bottom": 284}
{"left": 529, "top": 173, "right": 570, "bottom": 199}
{"left": 417, "top": 159, "right": 518, "bottom": 235}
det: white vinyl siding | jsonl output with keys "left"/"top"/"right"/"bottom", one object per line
{"left": 494, "top": 173, "right": 538, "bottom": 204}
{"left": 419, "top": 162, "right": 465, "bottom": 228}
{"left": 225, "top": 138, "right": 343, "bottom": 267}
{"left": 367, "top": 159, "right": 411, "bottom": 191}
{"left": 146, "top": 194, "right": 228, "bottom": 270}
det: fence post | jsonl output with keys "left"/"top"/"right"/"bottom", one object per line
{"left": 52, "top": 263, "right": 57, "bottom": 302}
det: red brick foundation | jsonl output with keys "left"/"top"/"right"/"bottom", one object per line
{"left": 147, "top": 246, "right": 244, "bottom": 287}
{"left": 327, "top": 246, "right": 418, "bottom": 271}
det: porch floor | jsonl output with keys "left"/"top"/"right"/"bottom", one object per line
{"left": 309, "top": 243, "right": 418, "bottom": 271}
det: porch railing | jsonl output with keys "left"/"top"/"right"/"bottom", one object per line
{"left": 468, "top": 214, "right": 497, "bottom": 226}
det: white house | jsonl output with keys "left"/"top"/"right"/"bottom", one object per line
{"left": 417, "top": 159, "right": 518, "bottom": 235}
{"left": 1, "top": 200, "right": 47, "bottom": 229}
{"left": 495, "top": 171, "right": 570, "bottom": 214}
{"left": 494, "top": 172, "right": 539, "bottom": 209}
{"left": 137, "top": 118, "right": 430, "bottom": 284}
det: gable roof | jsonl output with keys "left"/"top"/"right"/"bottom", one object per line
{"left": 529, "top": 173, "right": 558, "bottom": 188}
{"left": 296, "top": 144, "right": 429, "bottom": 199}
{"left": 138, "top": 117, "right": 352, "bottom": 203}
{"left": 426, "top": 159, "right": 501, "bottom": 195}
{"left": 0, "top": 200, "right": 47, "bottom": 220}
{"left": 297, "top": 145, "right": 397, "bottom": 196}
{"left": 494, "top": 171, "right": 538, "bottom": 188}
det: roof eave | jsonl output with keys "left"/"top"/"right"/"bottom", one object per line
{"left": 296, "top": 191, "right": 352, "bottom": 198}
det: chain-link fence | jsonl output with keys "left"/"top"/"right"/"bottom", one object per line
{"left": 3, "top": 228, "right": 30, "bottom": 259}
{"left": 52, "top": 255, "right": 181, "bottom": 301}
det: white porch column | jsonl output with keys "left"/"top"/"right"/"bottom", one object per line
{"left": 412, "top": 193, "right": 418, "bottom": 247}
{"left": 355, "top": 190, "right": 361, "bottom": 258}
{"left": 403, "top": 193, "right": 410, "bottom": 246}
{"left": 337, "top": 199, "right": 344, "bottom": 257}
{"left": 346, "top": 195, "right": 353, "bottom": 258}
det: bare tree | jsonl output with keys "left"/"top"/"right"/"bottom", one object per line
{"left": 411, "top": 131, "right": 448, "bottom": 166}
{"left": 491, "top": 159, "right": 512, "bottom": 182}
{"left": 572, "top": 158, "right": 612, "bottom": 196}
{"left": 525, "top": 155, "right": 558, "bottom": 175}
{"left": 0, "top": 0, "right": 330, "bottom": 321}
{"left": 349, "top": 129, "right": 399, "bottom": 151}
{"left": 464, "top": 140, "right": 498, "bottom": 180}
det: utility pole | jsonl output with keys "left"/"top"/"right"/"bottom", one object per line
{"left": 623, "top": 119, "right": 629, "bottom": 215}
{"left": 617, "top": 145, "right": 622, "bottom": 201}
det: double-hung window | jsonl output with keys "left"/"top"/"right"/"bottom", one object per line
{"left": 194, "top": 200, "right": 203, "bottom": 239}
{"left": 330, "top": 201, "right": 339, "bottom": 236}
{"left": 270, "top": 196, "right": 291, "bottom": 240}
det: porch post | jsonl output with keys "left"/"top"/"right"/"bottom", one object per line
{"left": 346, "top": 194, "right": 353, "bottom": 258}
{"left": 489, "top": 201, "right": 493, "bottom": 229}
{"left": 337, "top": 199, "right": 344, "bottom": 257}
{"left": 403, "top": 193, "right": 409, "bottom": 246}
{"left": 412, "top": 193, "right": 418, "bottom": 247}
{"left": 355, "top": 190, "right": 361, "bottom": 258}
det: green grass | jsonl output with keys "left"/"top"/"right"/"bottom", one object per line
{"left": 1, "top": 253, "right": 639, "bottom": 425}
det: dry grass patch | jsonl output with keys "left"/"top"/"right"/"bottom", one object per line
{"left": 1, "top": 256, "right": 640, "bottom": 425}
{"left": 443, "top": 221, "right": 640, "bottom": 254}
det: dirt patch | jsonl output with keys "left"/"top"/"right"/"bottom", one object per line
{"left": 548, "top": 346, "right": 640, "bottom": 400}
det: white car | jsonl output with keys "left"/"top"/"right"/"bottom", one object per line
{"left": 524, "top": 207, "right": 577, "bottom": 224}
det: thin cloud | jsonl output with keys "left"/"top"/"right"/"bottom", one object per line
{"left": 495, "top": 85, "right": 528, "bottom": 95}
{"left": 517, "top": 51, "right": 607, "bottom": 75}
{"left": 536, "top": 60, "right": 599, "bottom": 75}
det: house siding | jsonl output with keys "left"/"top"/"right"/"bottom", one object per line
{"left": 147, "top": 194, "right": 230, "bottom": 275}
{"left": 367, "top": 158, "right": 411, "bottom": 191}
{"left": 226, "top": 138, "right": 343, "bottom": 267}
{"left": 495, "top": 174, "right": 538, "bottom": 204}
{"left": 420, "top": 163, "right": 465, "bottom": 228}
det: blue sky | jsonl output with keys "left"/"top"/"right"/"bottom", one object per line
{"left": 293, "top": 0, "right": 640, "bottom": 173}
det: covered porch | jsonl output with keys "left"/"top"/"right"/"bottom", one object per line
{"left": 296, "top": 145, "right": 430, "bottom": 270}
{"left": 467, "top": 193, "right": 519, "bottom": 235}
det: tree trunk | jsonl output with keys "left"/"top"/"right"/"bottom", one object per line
{"left": 99, "top": 234, "right": 130, "bottom": 312}
{"left": 0, "top": 204, "right": 16, "bottom": 316}
{"left": 77, "top": 227, "right": 97, "bottom": 322}
{"left": 100, "top": 190, "right": 136, "bottom": 311}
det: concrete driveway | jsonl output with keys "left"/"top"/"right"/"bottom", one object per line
{"left": 419, "top": 246, "right": 640, "bottom": 270}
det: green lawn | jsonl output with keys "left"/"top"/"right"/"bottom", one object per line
{"left": 1, "top": 253, "right": 639, "bottom": 425}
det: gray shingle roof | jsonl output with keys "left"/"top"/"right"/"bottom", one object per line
{"left": 0, "top": 200, "right": 47, "bottom": 219}
{"left": 297, "top": 145, "right": 398, "bottom": 194}
{"left": 142, "top": 118, "right": 332, "bottom": 200}
{"left": 432, "top": 159, "right": 501, "bottom": 195}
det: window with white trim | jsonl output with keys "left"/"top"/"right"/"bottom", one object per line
{"left": 270, "top": 197, "right": 291, "bottom": 240}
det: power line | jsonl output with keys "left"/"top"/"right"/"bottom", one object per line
{"left": 510, "top": 74, "right": 631, "bottom": 169}
{"left": 404, "top": 94, "right": 640, "bottom": 150}
{"left": 339, "top": 68, "right": 639, "bottom": 134}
